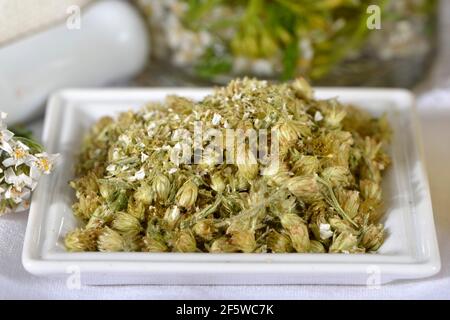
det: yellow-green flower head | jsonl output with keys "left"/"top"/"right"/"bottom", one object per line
{"left": 237, "top": 150, "right": 259, "bottom": 181}
{"left": 134, "top": 182, "right": 154, "bottom": 205}
{"left": 230, "top": 230, "right": 256, "bottom": 253}
{"left": 64, "top": 228, "right": 98, "bottom": 252}
{"left": 280, "top": 213, "right": 310, "bottom": 252}
{"left": 286, "top": 175, "right": 320, "bottom": 203}
{"left": 176, "top": 180, "right": 198, "bottom": 208}
{"left": 153, "top": 174, "right": 171, "bottom": 202}
{"left": 142, "top": 235, "right": 168, "bottom": 252}
{"left": 329, "top": 231, "right": 360, "bottom": 253}
{"left": 267, "top": 230, "right": 293, "bottom": 253}
{"left": 360, "top": 224, "right": 384, "bottom": 251}
{"left": 210, "top": 173, "right": 225, "bottom": 193}
{"left": 210, "top": 237, "right": 236, "bottom": 253}
{"left": 112, "top": 212, "right": 142, "bottom": 237}
{"left": 97, "top": 227, "right": 125, "bottom": 252}
{"left": 174, "top": 230, "right": 197, "bottom": 252}
{"left": 193, "top": 219, "right": 216, "bottom": 240}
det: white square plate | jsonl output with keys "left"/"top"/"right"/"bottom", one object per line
{"left": 22, "top": 88, "right": 440, "bottom": 285}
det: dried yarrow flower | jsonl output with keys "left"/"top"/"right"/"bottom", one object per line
{"left": 0, "top": 113, "right": 59, "bottom": 215}
{"left": 65, "top": 78, "right": 391, "bottom": 254}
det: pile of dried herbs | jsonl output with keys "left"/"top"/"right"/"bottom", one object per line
{"left": 65, "top": 78, "right": 391, "bottom": 253}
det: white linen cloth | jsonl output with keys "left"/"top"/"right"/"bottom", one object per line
{"left": 0, "top": 0, "right": 92, "bottom": 46}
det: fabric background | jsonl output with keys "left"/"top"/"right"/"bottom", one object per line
{"left": 0, "top": 0, "right": 92, "bottom": 46}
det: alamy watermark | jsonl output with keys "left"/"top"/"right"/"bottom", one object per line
{"left": 66, "top": 5, "right": 81, "bottom": 30}
{"left": 367, "top": 4, "right": 382, "bottom": 30}
{"left": 66, "top": 265, "right": 81, "bottom": 290}
{"left": 167, "top": 121, "right": 280, "bottom": 175}
{"left": 366, "top": 265, "right": 381, "bottom": 289}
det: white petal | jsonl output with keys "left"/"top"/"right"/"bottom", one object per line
{"left": 1, "top": 129, "right": 14, "bottom": 142}
{"left": 134, "top": 169, "right": 146, "bottom": 180}
{"left": 212, "top": 113, "right": 222, "bottom": 125}
{"left": 314, "top": 111, "right": 324, "bottom": 122}
{"left": 29, "top": 166, "right": 42, "bottom": 181}
{"left": 15, "top": 140, "right": 30, "bottom": 151}
{"left": 319, "top": 223, "right": 334, "bottom": 240}
{"left": 18, "top": 173, "right": 33, "bottom": 188}
{"left": 0, "top": 141, "right": 13, "bottom": 155}
{"left": 4, "top": 167, "right": 17, "bottom": 184}
{"left": 141, "top": 152, "right": 149, "bottom": 162}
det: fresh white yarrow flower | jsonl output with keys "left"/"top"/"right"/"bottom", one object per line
{"left": 33, "top": 152, "right": 59, "bottom": 175}
{"left": 0, "top": 113, "right": 59, "bottom": 215}
{"left": 1, "top": 140, "right": 36, "bottom": 168}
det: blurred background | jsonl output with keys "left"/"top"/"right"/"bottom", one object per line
{"left": 136, "top": 0, "right": 438, "bottom": 87}
{"left": 0, "top": 0, "right": 449, "bottom": 124}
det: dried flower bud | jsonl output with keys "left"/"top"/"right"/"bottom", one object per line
{"left": 71, "top": 172, "right": 99, "bottom": 194}
{"left": 291, "top": 77, "right": 313, "bottom": 100}
{"left": 321, "top": 166, "right": 351, "bottom": 187}
{"left": 210, "top": 173, "right": 225, "bottom": 193}
{"left": 97, "top": 227, "right": 125, "bottom": 252}
{"left": 85, "top": 206, "right": 113, "bottom": 229}
{"left": 292, "top": 155, "right": 319, "bottom": 175}
{"left": 72, "top": 193, "right": 101, "bottom": 220}
{"left": 134, "top": 182, "right": 154, "bottom": 205}
{"left": 65, "top": 228, "right": 98, "bottom": 252}
{"left": 277, "top": 121, "right": 299, "bottom": 145}
{"left": 360, "top": 179, "right": 382, "bottom": 202}
{"left": 210, "top": 237, "right": 237, "bottom": 253}
{"left": 324, "top": 105, "right": 347, "bottom": 128}
{"left": 142, "top": 234, "right": 168, "bottom": 252}
{"left": 98, "top": 182, "right": 115, "bottom": 200}
{"left": 230, "top": 230, "right": 256, "bottom": 253}
{"left": 174, "top": 230, "right": 197, "bottom": 252}
{"left": 153, "top": 174, "right": 171, "bottom": 202}
{"left": 112, "top": 212, "right": 142, "bottom": 237}
{"left": 110, "top": 191, "right": 129, "bottom": 212}
{"left": 267, "top": 230, "right": 293, "bottom": 253}
{"left": 163, "top": 205, "right": 181, "bottom": 229}
{"left": 329, "top": 217, "right": 358, "bottom": 235}
{"left": 309, "top": 240, "right": 326, "bottom": 253}
{"left": 237, "top": 150, "right": 259, "bottom": 181}
{"left": 329, "top": 231, "right": 361, "bottom": 253}
{"left": 237, "top": 173, "right": 250, "bottom": 191}
{"left": 360, "top": 224, "right": 384, "bottom": 251}
{"left": 193, "top": 219, "right": 216, "bottom": 241}
{"left": 337, "top": 190, "right": 360, "bottom": 219}
{"left": 176, "top": 180, "right": 198, "bottom": 208}
{"left": 280, "top": 214, "right": 310, "bottom": 252}
{"left": 270, "top": 196, "right": 297, "bottom": 217}
{"left": 359, "top": 198, "right": 383, "bottom": 223}
{"left": 362, "top": 137, "right": 382, "bottom": 161}
{"left": 360, "top": 164, "right": 381, "bottom": 183}
{"left": 263, "top": 162, "right": 290, "bottom": 186}
{"left": 127, "top": 199, "right": 146, "bottom": 221}
{"left": 287, "top": 175, "right": 320, "bottom": 203}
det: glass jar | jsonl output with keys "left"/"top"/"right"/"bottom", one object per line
{"left": 137, "top": 0, "right": 437, "bottom": 87}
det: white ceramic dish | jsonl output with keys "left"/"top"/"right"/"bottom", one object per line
{"left": 22, "top": 88, "right": 440, "bottom": 285}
